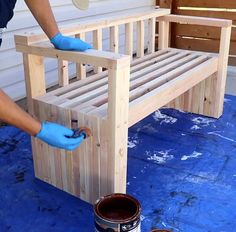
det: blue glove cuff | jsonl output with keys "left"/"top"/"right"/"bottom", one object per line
{"left": 35, "top": 121, "right": 46, "bottom": 139}
{"left": 50, "top": 32, "right": 62, "bottom": 49}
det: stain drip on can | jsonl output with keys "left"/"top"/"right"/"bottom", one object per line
{"left": 94, "top": 193, "right": 141, "bottom": 232}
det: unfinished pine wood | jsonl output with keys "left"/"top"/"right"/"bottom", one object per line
{"left": 93, "top": 29, "right": 103, "bottom": 73}
{"left": 58, "top": 59, "right": 69, "bottom": 87}
{"left": 75, "top": 33, "right": 86, "bottom": 80}
{"left": 23, "top": 54, "right": 46, "bottom": 113}
{"left": 161, "top": 14, "right": 233, "bottom": 27}
{"left": 158, "top": 20, "right": 170, "bottom": 49}
{"left": 16, "top": 9, "right": 232, "bottom": 204}
{"left": 110, "top": 26, "right": 119, "bottom": 53}
{"left": 148, "top": 18, "right": 156, "bottom": 53}
{"left": 214, "top": 26, "right": 232, "bottom": 117}
{"left": 136, "top": 21, "right": 145, "bottom": 57}
{"left": 107, "top": 58, "right": 130, "bottom": 193}
{"left": 125, "top": 22, "right": 133, "bottom": 57}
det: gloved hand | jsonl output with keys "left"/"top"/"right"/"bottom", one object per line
{"left": 50, "top": 32, "right": 92, "bottom": 51}
{"left": 36, "top": 121, "right": 84, "bottom": 151}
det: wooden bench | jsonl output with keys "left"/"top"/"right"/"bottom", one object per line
{"left": 15, "top": 8, "right": 232, "bottom": 203}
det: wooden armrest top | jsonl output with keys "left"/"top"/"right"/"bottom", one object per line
{"left": 15, "top": 41, "right": 130, "bottom": 69}
{"left": 159, "top": 14, "right": 232, "bottom": 27}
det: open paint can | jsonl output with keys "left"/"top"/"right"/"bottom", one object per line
{"left": 94, "top": 193, "right": 141, "bottom": 232}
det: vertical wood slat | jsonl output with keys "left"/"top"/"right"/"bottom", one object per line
{"left": 23, "top": 54, "right": 46, "bottom": 113}
{"left": 158, "top": 20, "right": 170, "bottom": 50}
{"left": 110, "top": 26, "right": 119, "bottom": 53}
{"left": 214, "top": 26, "right": 232, "bottom": 117}
{"left": 58, "top": 59, "right": 69, "bottom": 87}
{"left": 75, "top": 33, "right": 86, "bottom": 80}
{"left": 148, "top": 17, "right": 156, "bottom": 53}
{"left": 107, "top": 57, "right": 130, "bottom": 193}
{"left": 93, "top": 29, "right": 103, "bottom": 73}
{"left": 125, "top": 22, "right": 133, "bottom": 57}
{"left": 137, "top": 20, "right": 145, "bottom": 58}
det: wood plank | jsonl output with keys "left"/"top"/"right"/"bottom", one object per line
{"left": 137, "top": 21, "right": 145, "bottom": 57}
{"left": 158, "top": 20, "right": 170, "bottom": 49}
{"left": 174, "top": 37, "right": 236, "bottom": 55}
{"left": 75, "top": 33, "right": 86, "bottom": 80}
{"left": 107, "top": 58, "right": 130, "bottom": 193}
{"left": 175, "top": 10, "right": 236, "bottom": 25}
{"left": 93, "top": 29, "right": 103, "bottom": 73}
{"left": 17, "top": 44, "right": 129, "bottom": 70}
{"left": 148, "top": 18, "right": 156, "bottom": 53}
{"left": 214, "top": 26, "right": 232, "bottom": 117}
{"left": 22, "top": 54, "right": 46, "bottom": 113}
{"left": 110, "top": 26, "right": 119, "bottom": 53}
{"left": 160, "top": 14, "right": 233, "bottom": 27}
{"left": 174, "top": 0, "right": 236, "bottom": 9}
{"left": 58, "top": 59, "right": 69, "bottom": 87}
{"left": 125, "top": 22, "right": 134, "bottom": 57}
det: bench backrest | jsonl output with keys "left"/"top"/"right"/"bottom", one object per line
{"left": 14, "top": 8, "right": 170, "bottom": 84}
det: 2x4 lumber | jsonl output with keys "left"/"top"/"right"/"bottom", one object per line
{"left": 16, "top": 43, "right": 129, "bottom": 69}
{"left": 125, "top": 22, "right": 133, "bottom": 57}
{"left": 160, "top": 14, "right": 232, "bottom": 27}
{"left": 137, "top": 21, "right": 145, "bottom": 58}
{"left": 158, "top": 20, "right": 170, "bottom": 49}
{"left": 14, "top": 9, "right": 171, "bottom": 45}
{"left": 214, "top": 26, "right": 232, "bottom": 117}
{"left": 75, "top": 33, "right": 86, "bottom": 80}
{"left": 129, "top": 57, "right": 218, "bottom": 127}
{"left": 23, "top": 54, "right": 46, "bottom": 113}
{"left": 148, "top": 18, "right": 156, "bottom": 53}
{"left": 58, "top": 59, "right": 69, "bottom": 87}
{"left": 110, "top": 26, "right": 119, "bottom": 53}
{"left": 93, "top": 29, "right": 103, "bottom": 73}
{"left": 175, "top": 9, "right": 236, "bottom": 25}
{"left": 107, "top": 58, "right": 130, "bottom": 192}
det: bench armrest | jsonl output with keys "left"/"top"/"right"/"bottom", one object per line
{"left": 15, "top": 35, "right": 129, "bottom": 69}
{"left": 158, "top": 14, "right": 232, "bottom": 27}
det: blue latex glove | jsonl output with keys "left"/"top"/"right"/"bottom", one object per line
{"left": 50, "top": 32, "right": 92, "bottom": 51}
{"left": 36, "top": 121, "right": 84, "bottom": 151}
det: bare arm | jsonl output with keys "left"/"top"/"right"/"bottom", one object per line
{"left": 24, "top": 0, "right": 59, "bottom": 39}
{"left": 0, "top": 90, "right": 41, "bottom": 136}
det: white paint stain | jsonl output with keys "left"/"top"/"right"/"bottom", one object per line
{"left": 140, "top": 215, "right": 146, "bottom": 221}
{"left": 208, "top": 132, "right": 236, "bottom": 143}
{"left": 191, "top": 125, "right": 201, "bottom": 130}
{"left": 153, "top": 110, "right": 177, "bottom": 125}
{"left": 181, "top": 151, "right": 203, "bottom": 161}
{"left": 192, "top": 117, "right": 215, "bottom": 126}
{"left": 224, "top": 98, "right": 231, "bottom": 103}
{"left": 128, "top": 138, "right": 138, "bottom": 148}
{"left": 147, "top": 150, "right": 174, "bottom": 164}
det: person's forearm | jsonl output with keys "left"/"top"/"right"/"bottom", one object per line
{"left": 0, "top": 90, "right": 41, "bottom": 136}
{"left": 24, "top": 0, "right": 59, "bottom": 39}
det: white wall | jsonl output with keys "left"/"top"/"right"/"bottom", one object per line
{"left": 0, "top": 0, "right": 155, "bottom": 100}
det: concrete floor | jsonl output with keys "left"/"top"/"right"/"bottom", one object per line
{"left": 226, "top": 66, "right": 236, "bottom": 96}
{"left": 1, "top": 94, "right": 236, "bottom": 231}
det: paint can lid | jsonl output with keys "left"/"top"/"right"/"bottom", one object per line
{"left": 72, "top": 0, "right": 89, "bottom": 10}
